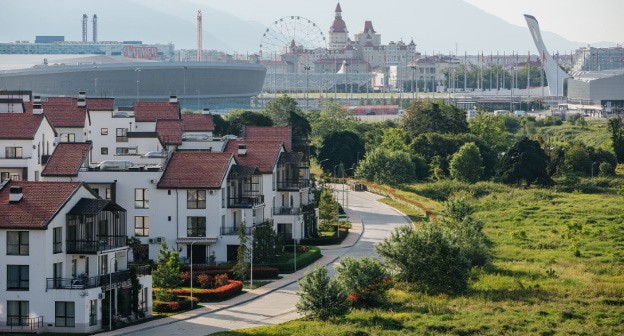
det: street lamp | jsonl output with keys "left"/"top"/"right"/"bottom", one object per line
{"left": 304, "top": 65, "right": 310, "bottom": 108}
{"left": 410, "top": 65, "right": 417, "bottom": 99}
{"left": 189, "top": 241, "right": 197, "bottom": 305}
{"left": 108, "top": 255, "right": 117, "bottom": 331}
{"left": 134, "top": 68, "right": 141, "bottom": 102}
{"left": 591, "top": 161, "right": 598, "bottom": 178}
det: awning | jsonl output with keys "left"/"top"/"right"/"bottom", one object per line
{"left": 175, "top": 237, "right": 218, "bottom": 245}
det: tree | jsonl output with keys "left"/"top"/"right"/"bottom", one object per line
{"left": 469, "top": 111, "right": 510, "bottom": 151}
{"left": 212, "top": 114, "right": 228, "bottom": 136}
{"left": 308, "top": 102, "right": 359, "bottom": 145}
{"left": 355, "top": 148, "right": 416, "bottom": 185}
{"left": 608, "top": 117, "right": 624, "bottom": 163}
{"left": 376, "top": 224, "right": 470, "bottom": 294}
{"left": 296, "top": 266, "right": 350, "bottom": 319}
{"left": 152, "top": 242, "right": 181, "bottom": 289}
{"left": 232, "top": 222, "right": 248, "bottom": 281}
{"left": 402, "top": 100, "right": 468, "bottom": 135}
{"left": 252, "top": 222, "right": 281, "bottom": 263}
{"left": 225, "top": 110, "right": 274, "bottom": 136}
{"left": 318, "top": 131, "right": 365, "bottom": 177}
{"left": 563, "top": 143, "right": 592, "bottom": 175}
{"left": 265, "top": 95, "right": 301, "bottom": 126}
{"left": 380, "top": 127, "right": 410, "bottom": 152}
{"left": 449, "top": 142, "right": 484, "bottom": 183}
{"left": 497, "top": 138, "right": 553, "bottom": 187}
{"left": 318, "top": 189, "right": 338, "bottom": 231}
{"left": 335, "top": 257, "right": 391, "bottom": 306}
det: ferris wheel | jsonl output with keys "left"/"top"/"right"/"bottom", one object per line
{"left": 259, "top": 16, "right": 326, "bottom": 59}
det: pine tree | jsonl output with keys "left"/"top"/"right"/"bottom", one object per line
{"left": 296, "top": 266, "right": 350, "bottom": 319}
{"left": 232, "top": 222, "right": 248, "bottom": 281}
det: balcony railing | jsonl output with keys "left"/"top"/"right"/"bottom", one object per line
{"left": 272, "top": 207, "right": 302, "bottom": 216}
{"left": 2, "top": 316, "right": 44, "bottom": 330}
{"left": 66, "top": 236, "right": 126, "bottom": 254}
{"left": 46, "top": 266, "right": 151, "bottom": 290}
{"left": 276, "top": 179, "right": 310, "bottom": 191}
{"left": 227, "top": 195, "right": 264, "bottom": 208}
{"left": 220, "top": 226, "right": 253, "bottom": 235}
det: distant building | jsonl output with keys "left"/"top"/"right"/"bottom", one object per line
{"left": 572, "top": 46, "right": 624, "bottom": 72}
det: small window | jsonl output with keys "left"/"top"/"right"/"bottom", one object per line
{"left": 60, "top": 134, "right": 76, "bottom": 143}
{"left": 134, "top": 216, "right": 149, "bottom": 237}
{"left": 5, "top": 147, "right": 23, "bottom": 159}
{"left": 53, "top": 227, "right": 62, "bottom": 253}
{"left": 116, "top": 128, "right": 128, "bottom": 142}
{"left": 7, "top": 301, "right": 29, "bottom": 327}
{"left": 135, "top": 189, "right": 149, "bottom": 208}
{"left": 1, "top": 172, "right": 9, "bottom": 181}
{"left": 116, "top": 147, "right": 129, "bottom": 155}
{"left": 187, "top": 217, "right": 206, "bottom": 237}
{"left": 89, "top": 300, "right": 97, "bottom": 326}
{"left": 55, "top": 301, "right": 75, "bottom": 327}
{"left": 105, "top": 188, "right": 111, "bottom": 200}
{"left": 7, "top": 231, "right": 28, "bottom": 255}
{"left": 101, "top": 128, "right": 108, "bottom": 135}
{"left": 7, "top": 265, "right": 29, "bottom": 290}
{"left": 101, "top": 147, "right": 108, "bottom": 155}
{"left": 187, "top": 190, "right": 206, "bottom": 209}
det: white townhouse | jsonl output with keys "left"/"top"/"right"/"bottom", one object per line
{"left": 0, "top": 180, "right": 152, "bottom": 334}
{"left": 0, "top": 107, "right": 56, "bottom": 182}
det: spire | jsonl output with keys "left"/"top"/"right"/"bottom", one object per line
{"left": 335, "top": 2, "right": 342, "bottom": 14}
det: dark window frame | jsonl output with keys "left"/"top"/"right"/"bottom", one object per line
{"left": 187, "top": 217, "right": 206, "bottom": 237}
{"left": 55, "top": 301, "right": 75, "bottom": 327}
{"left": 187, "top": 190, "right": 206, "bottom": 209}
{"left": 7, "top": 231, "right": 28, "bottom": 255}
{"left": 134, "top": 188, "right": 149, "bottom": 209}
{"left": 7, "top": 265, "right": 29, "bottom": 290}
{"left": 53, "top": 227, "right": 62, "bottom": 253}
{"left": 134, "top": 216, "right": 149, "bottom": 237}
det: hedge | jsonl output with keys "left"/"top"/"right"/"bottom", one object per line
{"left": 261, "top": 246, "right": 322, "bottom": 273}
{"left": 155, "top": 280, "right": 243, "bottom": 302}
{"left": 301, "top": 229, "right": 349, "bottom": 246}
{"left": 153, "top": 296, "right": 199, "bottom": 313}
{"left": 179, "top": 266, "right": 280, "bottom": 280}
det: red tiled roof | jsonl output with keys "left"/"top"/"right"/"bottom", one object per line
{"left": 158, "top": 152, "right": 232, "bottom": 189}
{"left": 0, "top": 113, "right": 44, "bottom": 139}
{"left": 243, "top": 126, "right": 292, "bottom": 151}
{"left": 0, "top": 181, "right": 82, "bottom": 229}
{"left": 42, "top": 98, "right": 86, "bottom": 128}
{"left": 182, "top": 113, "right": 215, "bottom": 132}
{"left": 224, "top": 140, "right": 283, "bottom": 174}
{"left": 86, "top": 98, "right": 115, "bottom": 111}
{"left": 156, "top": 119, "right": 183, "bottom": 145}
{"left": 42, "top": 143, "right": 92, "bottom": 177}
{"left": 134, "top": 101, "right": 180, "bottom": 122}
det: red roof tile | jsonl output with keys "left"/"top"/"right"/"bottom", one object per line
{"left": 42, "top": 143, "right": 92, "bottom": 177}
{"left": 0, "top": 113, "right": 44, "bottom": 139}
{"left": 243, "top": 126, "right": 292, "bottom": 151}
{"left": 158, "top": 152, "right": 232, "bottom": 189}
{"left": 42, "top": 98, "right": 86, "bottom": 128}
{"left": 134, "top": 101, "right": 180, "bottom": 122}
{"left": 182, "top": 113, "right": 215, "bottom": 132}
{"left": 224, "top": 140, "right": 283, "bottom": 174}
{"left": 0, "top": 181, "right": 82, "bottom": 229}
{"left": 156, "top": 119, "right": 183, "bottom": 145}
{"left": 87, "top": 98, "right": 115, "bottom": 111}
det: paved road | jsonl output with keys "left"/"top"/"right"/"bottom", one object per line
{"left": 124, "top": 188, "right": 410, "bottom": 335}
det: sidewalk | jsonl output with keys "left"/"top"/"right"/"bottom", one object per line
{"left": 98, "top": 207, "right": 364, "bottom": 336}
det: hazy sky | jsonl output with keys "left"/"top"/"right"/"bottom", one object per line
{"left": 185, "top": 0, "right": 623, "bottom": 44}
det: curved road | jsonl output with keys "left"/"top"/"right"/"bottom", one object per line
{"left": 126, "top": 188, "right": 410, "bottom": 335}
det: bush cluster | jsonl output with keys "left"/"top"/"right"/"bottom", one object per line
{"left": 152, "top": 296, "right": 198, "bottom": 313}
{"left": 154, "top": 280, "right": 244, "bottom": 302}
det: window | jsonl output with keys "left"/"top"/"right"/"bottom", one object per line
{"left": 71, "top": 259, "right": 77, "bottom": 278}
{"left": 89, "top": 300, "right": 97, "bottom": 326}
{"left": 139, "top": 287, "right": 148, "bottom": 312}
{"left": 135, "top": 189, "right": 149, "bottom": 208}
{"left": 7, "top": 301, "right": 29, "bottom": 326}
{"left": 116, "top": 147, "right": 129, "bottom": 155}
{"left": 134, "top": 216, "right": 149, "bottom": 236}
{"left": 5, "top": 147, "right": 23, "bottom": 158}
{"left": 60, "top": 133, "right": 76, "bottom": 143}
{"left": 187, "top": 217, "right": 206, "bottom": 237}
{"left": 7, "top": 265, "right": 29, "bottom": 290}
{"left": 1, "top": 172, "right": 9, "bottom": 181}
{"left": 187, "top": 190, "right": 206, "bottom": 209}
{"left": 53, "top": 227, "right": 62, "bottom": 253}
{"left": 105, "top": 188, "right": 111, "bottom": 200}
{"left": 7, "top": 231, "right": 28, "bottom": 255}
{"left": 116, "top": 128, "right": 128, "bottom": 142}
{"left": 100, "top": 254, "right": 108, "bottom": 275}
{"left": 55, "top": 301, "right": 75, "bottom": 327}
{"left": 101, "top": 147, "right": 108, "bottom": 155}
{"left": 101, "top": 128, "right": 108, "bottom": 135}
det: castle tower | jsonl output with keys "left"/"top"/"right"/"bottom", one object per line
{"left": 328, "top": 3, "right": 349, "bottom": 50}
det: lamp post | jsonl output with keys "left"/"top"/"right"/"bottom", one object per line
{"left": 591, "top": 161, "right": 598, "bottom": 178}
{"left": 189, "top": 241, "right": 196, "bottom": 305}
{"left": 410, "top": 65, "right": 416, "bottom": 99}
{"left": 250, "top": 223, "right": 255, "bottom": 289}
{"left": 134, "top": 68, "right": 140, "bottom": 102}
{"left": 304, "top": 65, "right": 310, "bottom": 109}
{"left": 108, "top": 255, "right": 117, "bottom": 331}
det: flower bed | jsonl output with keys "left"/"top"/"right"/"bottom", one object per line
{"left": 179, "top": 266, "right": 280, "bottom": 280}
{"left": 153, "top": 295, "right": 199, "bottom": 313}
{"left": 154, "top": 280, "right": 244, "bottom": 302}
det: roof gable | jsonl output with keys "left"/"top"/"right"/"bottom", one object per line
{"left": 156, "top": 119, "right": 183, "bottom": 145}
{"left": 0, "top": 113, "right": 44, "bottom": 139}
{"left": 243, "top": 126, "right": 292, "bottom": 151}
{"left": 182, "top": 113, "right": 215, "bottom": 132}
{"left": 224, "top": 140, "right": 283, "bottom": 174}
{"left": 158, "top": 152, "right": 233, "bottom": 189}
{"left": 134, "top": 101, "right": 180, "bottom": 122}
{"left": 42, "top": 98, "right": 87, "bottom": 128}
{"left": 42, "top": 142, "right": 92, "bottom": 177}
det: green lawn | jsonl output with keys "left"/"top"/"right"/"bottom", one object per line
{"left": 216, "top": 179, "right": 624, "bottom": 336}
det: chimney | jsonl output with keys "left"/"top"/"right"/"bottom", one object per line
{"left": 237, "top": 144, "right": 247, "bottom": 156}
{"left": 33, "top": 95, "right": 41, "bottom": 103}
{"left": 9, "top": 186, "right": 23, "bottom": 203}
{"left": 77, "top": 91, "right": 86, "bottom": 107}
{"left": 78, "top": 91, "right": 86, "bottom": 99}
{"left": 32, "top": 103, "right": 43, "bottom": 114}
{"left": 169, "top": 95, "right": 178, "bottom": 103}
{"left": 202, "top": 108, "right": 210, "bottom": 114}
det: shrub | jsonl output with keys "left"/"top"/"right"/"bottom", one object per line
{"left": 599, "top": 162, "right": 615, "bottom": 176}
{"left": 154, "top": 280, "right": 244, "bottom": 302}
{"left": 197, "top": 274, "right": 214, "bottom": 289}
{"left": 178, "top": 266, "right": 280, "bottom": 280}
{"left": 214, "top": 273, "right": 229, "bottom": 287}
{"left": 152, "top": 242, "right": 182, "bottom": 289}
{"left": 376, "top": 224, "right": 471, "bottom": 294}
{"left": 296, "top": 266, "right": 350, "bottom": 319}
{"left": 449, "top": 142, "right": 484, "bottom": 183}
{"left": 152, "top": 296, "right": 198, "bottom": 313}
{"left": 335, "top": 256, "right": 392, "bottom": 306}
{"left": 154, "top": 290, "right": 177, "bottom": 302}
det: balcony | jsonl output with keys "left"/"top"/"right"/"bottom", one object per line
{"left": 227, "top": 195, "right": 264, "bottom": 208}
{"left": 272, "top": 206, "right": 302, "bottom": 216}
{"left": 0, "top": 316, "right": 44, "bottom": 332}
{"left": 220, "top": 226, "right": 253, "bottom": 235}
{"left": 66, "top": 198, "right": 127, "bottom": 254}
{"left": 66, "top": 236, "right": 127, "bottom": 254}
{"left": 276, "top": 178, "right": 310, "bottom": 191}
{"left": 46, "top": 265, "right": 151, "bottom": 290}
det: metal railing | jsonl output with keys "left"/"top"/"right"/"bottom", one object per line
{"left": 276, "top": 179, "right": 310, "bottom": 191}
{"left": 66, "top": 237, "right": 126, "bottom": 254}
{"left": 46, "top": 265, "right": 150, "bottom": 290}
{"left": 220, "top": 226, "right": 253, "bottom": 235}
{"left": 3, "top": 316, "right": 44, "bottom": 330}
{"left": 227, "top": 195, "right": 264, "bottom": 208}
{"left": 272, "top": 207, "right": 302, "bottom": 216}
